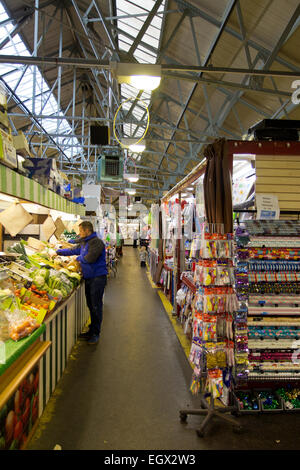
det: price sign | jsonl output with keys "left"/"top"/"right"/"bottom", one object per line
{"left": 256, "top": 194, "right": 280, "bottom": 220}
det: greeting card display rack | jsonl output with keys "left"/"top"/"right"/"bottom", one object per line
{"left": 179, "top": 224, "right": 242, "bottom": 437}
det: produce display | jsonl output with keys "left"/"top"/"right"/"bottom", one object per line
{"left": 0, "top": 365, "right": 39, "bottom": 450}
{"left": 0, "top": 239, "right": 82, "bottom": 343}
{"left": 8, "top": 315, "right": 39, "bottom": 342}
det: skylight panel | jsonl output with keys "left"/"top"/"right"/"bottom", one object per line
{"left": 133, "top": 49, "right": 157, "bottom": 64}
{"left": 0, "top": 1, "right": 82, "bottom": 162}
{"left": 117, "top": 0, "right": 145, "bottom": 17}
{"left": 116, "top": 0, "right": 166, "bottom": 143}
{"left": 118, "top": 19, "right": 142, "bottom": 36}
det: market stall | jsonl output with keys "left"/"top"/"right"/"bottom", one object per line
{"left": 0, "top": 158, "right": 88, "bottom": 450}
{"left": 161, "top": 138, "right": 300, "bottom": 437}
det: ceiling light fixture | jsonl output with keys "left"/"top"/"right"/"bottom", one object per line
{"left": 111, "top": 62, "right": 161, "bottom": 91}
{"left": 125, "top": 188, "right": 136, "bottom": 195}
{"left": 124, "top": 173, "right": 139, "bottom": 183}
{"left": 121, "top": 138, "right": 146, "bottom": 153}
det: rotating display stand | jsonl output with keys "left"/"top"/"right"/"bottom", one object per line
{"left": 179, "top": 370, "right": 241, "bottom": 438}
{"left": 179, "top": 224, "right": 242, "bottom": 437}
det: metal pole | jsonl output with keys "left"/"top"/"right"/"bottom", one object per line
{"left": 32, "top": 0, "right": 39, "bottom": 116}
{"left": 57, "top": 5, "right": 63, "bottom": 154}
{"left": 72, "top": 67, "right": 76, "bottom": 160}
{"left": 81, "top": 84, "right": 85, "bottom": 172}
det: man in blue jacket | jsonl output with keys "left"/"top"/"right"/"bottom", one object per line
{"left": 56, "top": 221, "right": 107, "bottom": 345}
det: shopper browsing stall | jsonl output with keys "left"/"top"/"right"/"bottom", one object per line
{"left": 139, "top": 246, "right": 147, "bottom": 267}
{"left": 133, "top": 229, "right": 138, "bottom": 248}
{"left": 56, "top": 221, "right": 107, "bottom": 345}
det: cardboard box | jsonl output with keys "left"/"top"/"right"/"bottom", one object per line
{"left": 0, "top": 128, "right": 17, "bottom": 168}
{"left": 27, "top": 236, "right": 45, "bottom": 252}
{"left": 47, "top": 177, "right": 56, "bottom": 192}
{"left": 17, "top": 155, "right": 30, "bottom": 175}
{"left": 0, "top": 84, "right": 7, "bottom": 110}
{"left": 69, "top": 174, "right": 82, "bottom": 189}
{"left": 4, "top": 224, "right": 40, "bottom": 235}
{"left": 31, "top": 214, "right": 48, "bottom": 224}
{"left": 13, "top": 131, "right": 30, "bottom": 157}
{"left": 0, "top": 127, "right": 12, "bottom": 143}
{"left": 23, "top": 157, "right": 57, "bottom": 172}
{"left": 0, "top": 110, "right": 9, "bottom": 130}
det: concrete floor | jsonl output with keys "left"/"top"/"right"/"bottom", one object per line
{"left": 28, "top": 247, "right": 300, "bottom": 450}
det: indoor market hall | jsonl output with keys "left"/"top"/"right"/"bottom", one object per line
{"left": 27, "top": 248, "right": 300, "bottom": 451}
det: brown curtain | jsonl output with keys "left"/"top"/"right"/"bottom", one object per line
{"left": 154, "top": 209, "right": 164, "bottom": 284}
{"left": 203, "top": 138, "right": 233, "bottom": 233}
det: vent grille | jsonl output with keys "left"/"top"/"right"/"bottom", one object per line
{"left": 105, "top": 157, "right": 120, "bottom": 177}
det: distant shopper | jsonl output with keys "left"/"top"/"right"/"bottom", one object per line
{"left": 133, "top": 229, "right": 138, "bottom": 248}
{"left": 56, "top": 221, "right": 107, "bottom": 345}
{"left": 139, "top": 246, "right": 147, "bottom": 267}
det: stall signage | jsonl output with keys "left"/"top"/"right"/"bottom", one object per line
{"left": 256, "top": 193, "right": 280, "bottom": 220}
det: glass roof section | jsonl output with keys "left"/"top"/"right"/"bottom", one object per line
{"left": 116, "top": 0, "right": 166, "bottom": 151}
{"left": 0, "top": 2, "right": 80, "bottom": 160}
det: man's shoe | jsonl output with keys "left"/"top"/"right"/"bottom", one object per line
{"left": 87, "top": 335, "right": 99, "bottom": 345}
{"left": 79, "top": 331, "right": 92, "bottom": 340}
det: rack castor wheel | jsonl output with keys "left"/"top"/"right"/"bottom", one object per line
{"left": 196, "top": 430, "right": 205, "bottom": 438}
{"left": 179, "top": 412, "right": 187, "bottom": 423}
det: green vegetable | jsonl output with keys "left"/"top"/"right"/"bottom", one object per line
{"left": 50, "top": 289, "right": 63, "bottom": 297}
{"left": 59, "top": 268, "right": 72, "bottom": 276}
{"left": 27, "top": 256, "right": 42, "bottom": 268}
{"left": 7, "top": 241, "right": 30, "bottom": 264}
{"left": 38, "top": 268, "right": 49, "bottom": 280}
{"left": 69, "top": 273, "right": 81, "bottom": 281}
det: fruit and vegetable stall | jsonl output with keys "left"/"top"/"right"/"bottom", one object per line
{"left": 0, "top": 237, "right": 89, "bottom": 450}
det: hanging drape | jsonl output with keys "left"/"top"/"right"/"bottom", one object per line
{"left": 203, "top": 138, "right": 233, "bottom": 233}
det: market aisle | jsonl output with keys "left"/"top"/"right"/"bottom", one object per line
{"left": 28, "top": 247, "right": 200, "bottom": 450}
{"left": 28, "top": 247, "right": 300, "bottom": 450}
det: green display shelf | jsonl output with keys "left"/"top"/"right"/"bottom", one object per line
{"left": 0, "top": 324, "right": 46, "bottom": 376}
{"left": 0, "top": 164, "right": 85, "bottom": 216}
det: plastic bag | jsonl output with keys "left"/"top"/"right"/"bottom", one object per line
{"left": 5, "top": 310, "right": 40, "bottom": 341}
{"left": 0, "top": 312, "right": 10, "bottom": 342}
{"left": 176, "top": 288, "right": 186, "bottom": 306}
{"left": 207, "top": 369, "right": 223, "bottom": 398}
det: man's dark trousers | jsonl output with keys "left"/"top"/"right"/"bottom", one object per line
{"left": 85, "top": 275, "right": 107, "bottom": 337}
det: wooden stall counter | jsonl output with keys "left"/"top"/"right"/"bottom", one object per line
{"left": 0, "top": 325, "right": 50, "bottom": 450}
